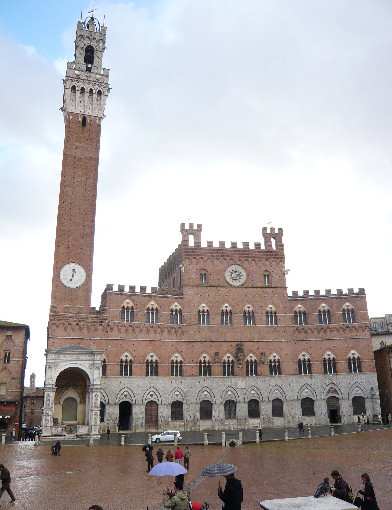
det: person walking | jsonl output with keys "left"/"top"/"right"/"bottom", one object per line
{"left": 218, "top": 473, "right": 243, "bottom": 510}
{"left": 145, "top": 447, "right": 154, "bottom": 472}
{"left": 166, "top": 448, "right": 174, "bottom": 462}
{"left": 330, "top": 470, "right": 352, "bottom": 503}
{"left": 183, "top": 446, "right": 191, "bottom": 470}
{"left": 175, "top": 446, "right": 183, "bottom": 464}
{"left": 157, "top": 447, "right": 164, "bottom": 463}
{"left": 106, "top": 427, "right": 110, "bottom": 440}
{"left": 162, "top": 479, "right": 189, "bottom": 509}
{"left": 0, "top": 464, "right": 16, "bottom": 503}
{"left": 356, "top": 473, "right": 379, "bottom": 510}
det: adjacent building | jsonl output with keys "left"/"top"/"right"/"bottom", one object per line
{"left": 371, "top": 314, "right": 392, "bottom": 422}
{"left": 42, "top": 17, "right": 380, "bottom": 439}
{"left": 22, "top": 373, "right": 44, "bottom": 428}
{"left": 0, "top": 321, "right": 29, "bottom": 438}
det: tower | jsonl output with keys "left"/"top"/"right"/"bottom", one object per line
{"left": 50, "top": 16, "right": 110, "bottom": 314}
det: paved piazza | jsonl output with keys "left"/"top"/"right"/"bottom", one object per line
{"left": 0, "top": 429, "right": 390, "bottom": 510}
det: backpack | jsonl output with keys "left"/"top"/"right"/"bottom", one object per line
{"left": 346, "top": 483, "right": 354, "bottom": 503}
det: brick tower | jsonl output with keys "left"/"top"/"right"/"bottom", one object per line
{"left": 50, "top": 16, "right": 110, "bottom": 314}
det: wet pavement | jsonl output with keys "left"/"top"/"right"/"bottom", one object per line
{"left": 0, "top": 428, "right": 390, "bottom": 510}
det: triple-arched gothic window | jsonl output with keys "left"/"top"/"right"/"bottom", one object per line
{"left": 146, "top": 353, "right": 158, "bottom": 376}
{"left": 347, "top": 351, "right": 361, "bottom": 373}
{"left": 246, "top": 354, "right": 257, "bottom": 376}
{"left": 121, "top": 301, "right": 135, "bottom": 322}
{"left": 120, "top": 354, "right": 132, "bottom": 376}
{"left": 294, "top": 306, "right": 307, "bottom": 326}
{"left": 222, "top": 354, "right": 235, "bottom": 376}
{"left": 243, "top": 305, "right": 255, "bottom": 326}
{"left": 199, "top": 355, "right": 211, "bottom": 376}
{"left": 298, "top": 353, "right": 311, "bottom": 375}
{"left": 198, "top": 305, "right": 210, "bottom": 325}
{"left": 269, "top": 354, "right": 281, "bottom": 375}
{"left": 318, "top": 305, "right": 331, "bottom": 325}
{"left": 170, "top": 354, "right": 183, "bottom": 376}
{"left": 221, "top": 305, "right": 233, "bottom": 326}
{"left": 342, "top": 303, "right": 355, "bottom": 324}
{"left": 170, "top": 303, "right": 182, "bottom": 325}
{"left": 266, "top": 305, "right": 277, "bottom": 326}
{"left": 146, "top": 302, "right": 158, "bottom": 324}
{"left": 323, "top": 352, "right": 336, "bottom": 374}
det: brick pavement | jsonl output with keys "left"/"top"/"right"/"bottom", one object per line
{"left": 0, "top": 429, "right": 390, "bottom": 510}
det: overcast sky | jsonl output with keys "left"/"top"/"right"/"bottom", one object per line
{"left": 1, "top": 1, "right": 391, "bottom": 385}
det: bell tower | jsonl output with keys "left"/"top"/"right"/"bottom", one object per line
{"left": 50, "top": 16, "right": 110, "bottom": 314}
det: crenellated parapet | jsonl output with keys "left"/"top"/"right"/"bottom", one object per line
{"left": 289, "top": 288, "right": 366, "bottom": 299}
{"left": 180, "top": 223, "right": 202, "bottom": 246}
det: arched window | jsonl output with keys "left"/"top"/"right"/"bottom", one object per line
{"left": 246, "top": 354, "right": 257, "bottom": 376}
{"left": 146, "top": 354, "right": 158, "bottom": 376}
{"left": 348, "top": 351, "right": 361, "bottom": 373}
{"left": 222, "top": 354, "right": 234, "bottom": 376}
{"left": 146, "top": 302, "right": 158, "bottom": 324}
{"left": 221, "top": 304, "right": 232, "bottom": 325}
{"left": 199, "top": 355, "right": 211, "bottom": 376}
{"left": 119, "top": 354, "right": 132, "bottom": 376}
{"left": 294, "top": 306, "right": 307, "bottom": 325}
{"left": 269, "top": 354, "right": 281, "bottom": 375}
{"left": 323, "top": 352, "right": 336, "bottom": 374}
{"left": 200, "top": 272, "right": 207, "bottom": 284}
{"left": 170, "top": 354, "right": 183, "bottom": 376}
{"left": 248, "top": 399, "right": 260, "bottom": 418}
{"left": 170, "top": 303, "right": 182, "bottom": 325}
{"left": 82, "top": 116, "right": 87, "bottom": 128}
{"left": 71, "top": 85, "right": 76, "bottom": 93}
{"left": 318, "top": 305, "right": 331, "bottom": 325}
{"left": 266, "top": 305, "right": 278, "bottom": 326}
{"left": 200, "top": 400, "right": 212, "bottom": 420}
{"left": 121, "top": 302, "right": 134, "bottom": 322}
{"left": 342, "top": 303, "right": 355, "bottom": 324}
{"left": 198, "top": 305, "right": 210, "bottom": 325}
{"left": 84, "top": 45, "right": 94, "bottom": 68}
{"left": 243, "top": 305, "right": 255, "bottom": 326}
{"left": 171, "top": 401, "right": 183, "bottom": 421}
{"left": 352, "top": 396, "right": 366, "bottom": 415}
{"left": 263, "top": 273, "right": 271, "bottom": 286}
{"left": 272, "top": 398, "right": 283, "bottom": 417}
{"left": 301, "top": 397, "right": 315, "bottom": 416}
{"left": 101, "top": 358, "right": 107, "bottom": 376}
{"left": 298, "top": 353, "right": 311, "bottom": 375}
{"left": 224, "top": 400, "right": 236, "bottom": 419}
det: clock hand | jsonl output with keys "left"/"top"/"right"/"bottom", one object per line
{"left": 70, "top": 268, "right": 77, "bottom": 281}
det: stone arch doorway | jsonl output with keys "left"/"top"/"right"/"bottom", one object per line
{"left": 145, "top": 401, "right": 158, "bottom": 430}
{"left": 327, "top": 396, "right": 341, "bottom": 423}
{"left": 119, "top": 401, "right": 133, "bottom": 430}
{"left": 54, "top": 367, "right": 90, "bottom": 431}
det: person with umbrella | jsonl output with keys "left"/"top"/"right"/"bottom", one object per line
{"left": 202, "top": 463, "right": 243, "bottom": 510}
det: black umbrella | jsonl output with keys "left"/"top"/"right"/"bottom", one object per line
{"left": 142, "top": 443, "right": 153, "bottom": 451}
{"left": 201, "top": 463, "right": 237, "bottom": 477}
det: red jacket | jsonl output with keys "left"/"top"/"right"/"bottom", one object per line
{"left": 175, "top": 449, "right": 183, "bottom": 459}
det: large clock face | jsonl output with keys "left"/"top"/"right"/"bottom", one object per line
{"left": 59, "top": 263, "right": 86, "bottom": 288}
{"left": 225, "top": 264, "right": 247, "bottom": 287}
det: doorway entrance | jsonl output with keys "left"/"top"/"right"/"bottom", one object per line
{"left": 119, "top": 401, "right": 132, "bottom": 430}
{"left": 327, "top": 396, "right": 340, "bottom": 423}
{"left": 145, "top": 401, "right": 158, "bottom": 429}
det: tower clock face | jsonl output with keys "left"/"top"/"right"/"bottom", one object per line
{"left": 225, "top": 264, "right": 247, "bottom": 286}
{"left": 59, "top": 263, "right": 86, "bottom": 288}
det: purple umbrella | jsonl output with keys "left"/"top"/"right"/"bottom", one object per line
{"left": 149, "top": 463, "right": 187, "bottom": 476}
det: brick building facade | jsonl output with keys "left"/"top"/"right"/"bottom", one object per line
{"left": 42, "top": 18, "right": 380, "bottom": 438}
{"left": 0, "top": 321, "right": 29, "bottom": 438}
{"left": 371, "top": 315, "right": 392, "bottom": 423}
{"left": 22, "top": 373, "right": 44, "bottom": 429}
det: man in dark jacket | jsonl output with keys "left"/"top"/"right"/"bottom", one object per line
{"left": 0, "top": 464, "right": 16, "bottom": 502}
{"left": 330, "top": 470, "right": 351, "bottom": 503}
{"left": 218, "top": 473, "right": 243, "bottom": 510}
{"left": 145, "top": 447, "right": 154, "bottom": 472}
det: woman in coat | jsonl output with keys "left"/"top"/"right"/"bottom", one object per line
{"left": 162, "top": 480, "right": 189, "bottom": 510}
{"left": 357, "top": 473, "right": 379, "bottom": 510}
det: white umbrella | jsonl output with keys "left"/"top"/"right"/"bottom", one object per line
{"left": 149, "top": 463, "right": 187, "bottom": 476}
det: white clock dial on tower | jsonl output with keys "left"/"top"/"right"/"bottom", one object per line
{"left": 59, "top": 263, "right": 86, "bottom": 288}
{"left": 225, "top": 264, "right": 247, "bottom": 286}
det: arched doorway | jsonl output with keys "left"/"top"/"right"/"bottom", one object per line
{"left": 327, "top": 396, "right": 341, "bottom": 423}
{"left": 119, "top": 401, "right": 132, "bottom": 430}
{"left": 145, "top": 401, "right": 158, "bottom": 429}
{"left": 54, "top": 368, "right": 89, "bottom": 430}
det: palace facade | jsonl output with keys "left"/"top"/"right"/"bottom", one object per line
{"left": 42, "top": 17, "right": 380, "bottom": 438}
